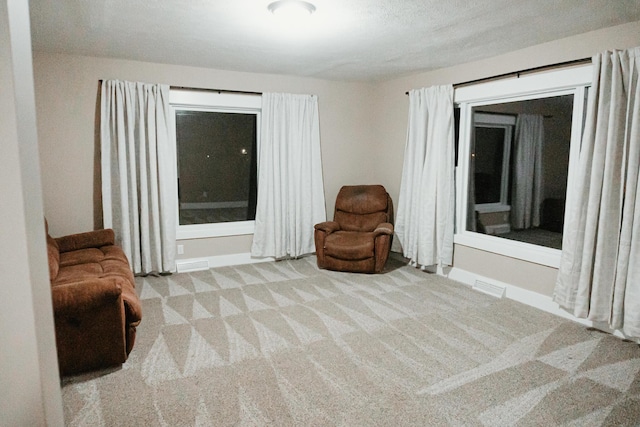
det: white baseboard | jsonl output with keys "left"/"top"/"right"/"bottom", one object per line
{"left": 444, "top": 267, "right": 638, "bottom": 341}
{"left": 391, "top": 252, "right": 565, "bottom": 316}
{"left": 176, "top": 252, "right": 274, "bottom": 273}
{"left": 446, "top": 267, "right": 588, "bottom": 322}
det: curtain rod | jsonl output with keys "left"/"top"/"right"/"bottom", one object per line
{"left": 98, "top": 80, "right": 261, "bottom": 95}
{"left": 404, "top": 57, "right": 592, "bottom": 95}
{"left": 170, "top": 86, "right": 262, "bottom": 95}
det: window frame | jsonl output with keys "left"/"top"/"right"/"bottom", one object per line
{"left": 454, "top": 65, "right": 592, "bottom": 268}
{"left": 169, "top": 89, "right": 261, "bottom": 240}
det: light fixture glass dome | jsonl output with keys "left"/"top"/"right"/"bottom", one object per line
{"left": 268, "top": 0, "right": 316, "bottom": 19}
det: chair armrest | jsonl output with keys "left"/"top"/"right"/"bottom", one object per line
{"left": 314, "top": 221, "right": 341, "bottom": 234}
{"left": 51, "top": 278, "right": 122, "bottom": 316}
{"left": 55, "top": 229, "right": 115, "bottom": 252}
{"left": 373, "top": 222, "right": 394, "bottom": 236}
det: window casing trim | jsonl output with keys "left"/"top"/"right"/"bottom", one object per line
{"left": 454, "top": 65, "right": 592, "bottom": 268}
{"left": 170, "top": 89, "right": 261, "bottom": 239}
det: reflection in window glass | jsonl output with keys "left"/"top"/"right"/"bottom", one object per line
{"left": 474, "top": 127, "right": 506, "bottom": 204}
{"left": 468, "top": 95, "right": 574, "bottom": 250}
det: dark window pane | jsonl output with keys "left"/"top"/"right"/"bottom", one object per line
{"left": 474, "top": 127, "right": 505, "bottom": 204}
{"left": 176, "top": 110, "right": 257, "bottom": 225}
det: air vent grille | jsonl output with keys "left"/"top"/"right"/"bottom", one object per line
{"left": 472, "top": 280, "right": 506, "bottom": 298}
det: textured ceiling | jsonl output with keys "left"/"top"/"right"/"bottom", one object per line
{"left": 29, "top": 0, "right": 640, "bottom": 82}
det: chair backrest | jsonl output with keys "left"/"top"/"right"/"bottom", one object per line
{"left": 334, "top": 185, "right": 392, "bottom": 232}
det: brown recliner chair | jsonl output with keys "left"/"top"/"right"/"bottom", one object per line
{"left": 314, "top": 185, "right": 394, "bottom": 273}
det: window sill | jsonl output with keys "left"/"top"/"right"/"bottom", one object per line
{"left": 454, "top": 231, "right": 561, "bottom": 268}
{"left": 177, "top": 220, "right": 255, "bottom": 240}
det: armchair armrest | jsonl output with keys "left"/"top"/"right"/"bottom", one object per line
{"left": 51, "top": 278, "right": 122, "bottom": 316}
{"left": 373, "top": 222, "right": 394, "bottom": 236}
{"left": 55, "top": 228, "right": 115, "bottom": 253}
{"left": 314, "top": 221, "right": 341, "bottom": 234}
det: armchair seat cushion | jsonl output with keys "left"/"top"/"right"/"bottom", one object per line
{"left": 58, "top": 245, "right": 129, "bottom": 268}
{"left": 324, "top": 231, "right": 375, "bottom": 260}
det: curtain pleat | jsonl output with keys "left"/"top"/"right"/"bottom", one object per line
{"left": 555, "top": 47, "right": 640, "bottom": 337}
{"left": 395, "top": 85, "right": 455, "bottom": 268}
{"left": 511, "top": 114, "right": 544, "bottom": 230}
{"left": 251, "top": 93, "right": 326, "bottom": 259}
{"left": 101, "top": 80, "right": 177, "bottom": 274}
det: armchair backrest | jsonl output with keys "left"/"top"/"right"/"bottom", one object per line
{"left": 333, "top": 185, "right": 393, "bottom": 232}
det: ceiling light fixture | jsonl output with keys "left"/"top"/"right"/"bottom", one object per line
{"left": 267, "top": 0, "right": 316, "bottom": 18}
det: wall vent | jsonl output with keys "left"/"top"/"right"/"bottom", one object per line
{"left": 176, "top": 259, "right": 210, "bottom": 273}
{"left": 472, "top": 280, "right": 506, "bottom": 298}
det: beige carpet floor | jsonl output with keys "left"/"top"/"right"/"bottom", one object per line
{"left": 61, "top": 256, "right": 640, "bottom": 426}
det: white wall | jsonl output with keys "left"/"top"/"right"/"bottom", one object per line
{"left": 33, "top": 53, "right": 377, "bottom": 261}
{"left": 0, "top": 0, "right": 63, "bottom": 425}
{"left": 371, "top": 20, "right": 640, "bottom": 296}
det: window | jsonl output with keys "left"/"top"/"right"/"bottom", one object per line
{"left": 455, "top": 66, "right": 592, "bottom": 267}
{"left": 170, "top": 90, "right": 261, "bottom": 239}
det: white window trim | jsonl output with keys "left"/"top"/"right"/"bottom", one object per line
{"left": 170, "top": 89, "right": 261, "bottom": 240}
{"left": 176, "top": 221, "right": 256, "bottom": 240}
{"left": 454, "top": 65, "right": 592, "bottom": 268}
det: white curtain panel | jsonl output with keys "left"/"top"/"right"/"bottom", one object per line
{"left": 395, "top": 85, "right": 455, "bottom": 268}
{"left": 251, "top": 93, "right": 326, "bottom": 259}
{"left": 511, "top": 114, "right": 544, "bottom": 230}
{"left": 555, "top": 47, "right": 640, "bottom": 337}
{"left": 101, "top": 80, "right": 177, "bottom": 274}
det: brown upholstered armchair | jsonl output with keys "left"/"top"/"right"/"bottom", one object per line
{"left": 314, "top": 185, "right": 394, "bottom": 273}
{"left": 46, "top": 221, "right": 142, "bottom": 375}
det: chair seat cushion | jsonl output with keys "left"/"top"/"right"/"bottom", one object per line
{"left": 53, "top": 246, "right": 141, "bottom": 324}
{"left": 324, "top": 231, "right": 375, "bottom": 261}
{"left": 59, "top": 245, "right": 129, "bottom": 268}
